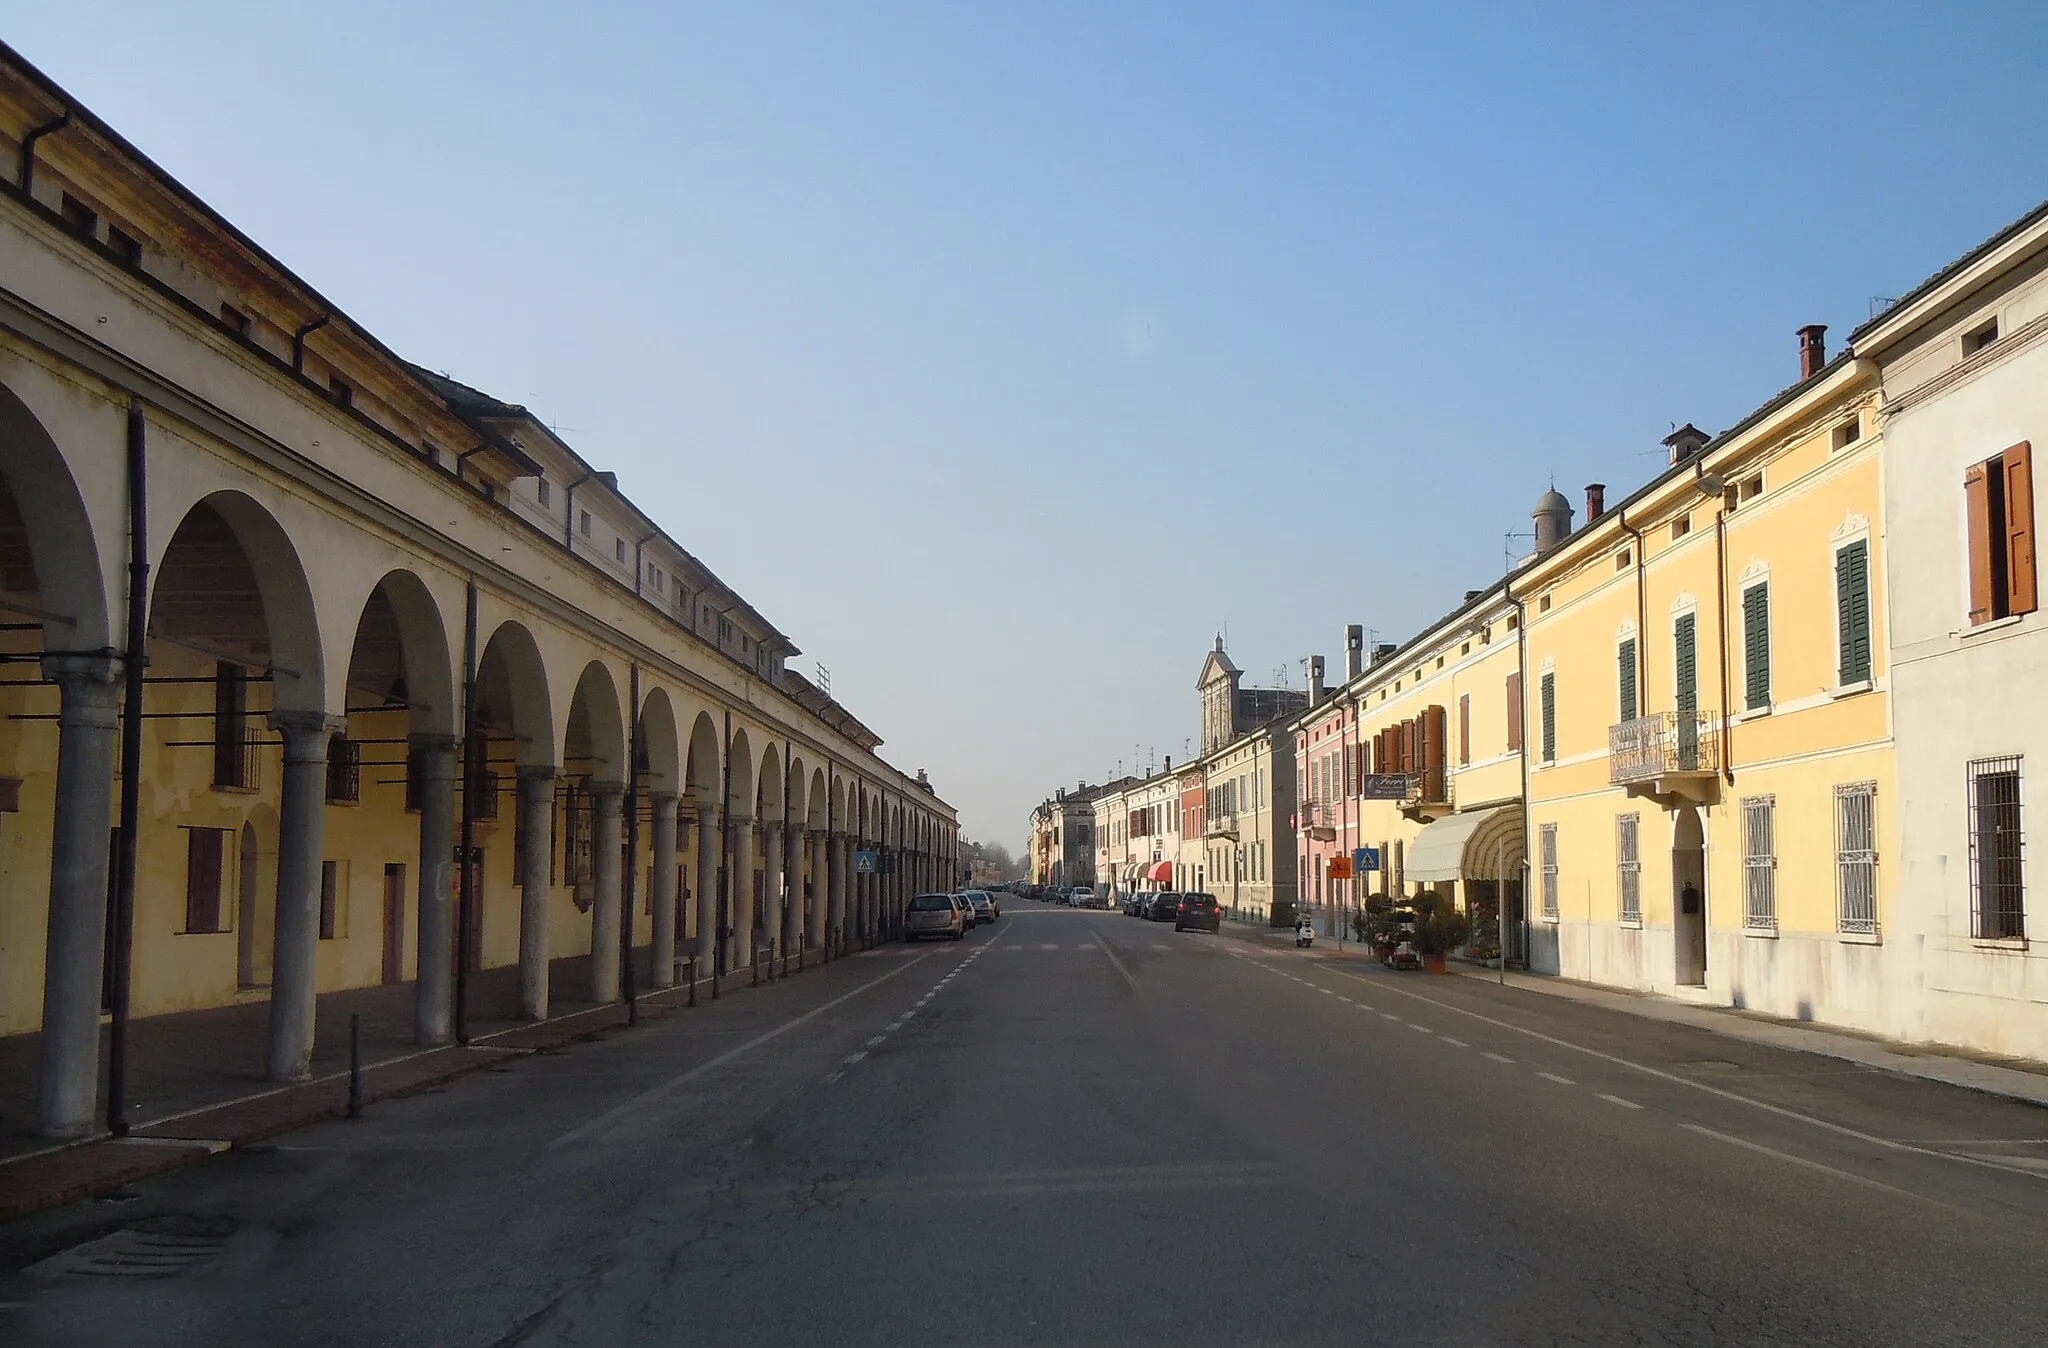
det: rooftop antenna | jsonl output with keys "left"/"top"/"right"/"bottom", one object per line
{"left": 1869, "top": 295, "right": 1898, "bottom": 320}
{"left": 1503, "top": 528, "right": 1535, "bottom": 573}
{"left": 1272, "top": 664, "right": 1289, "bottom": 689}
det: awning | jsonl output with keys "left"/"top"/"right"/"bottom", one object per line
{"left": 1122, "top": 861, "right": 1142, "bottom": 885}
{"left": 1147, "top": 860, "right": 1174, "bottom": 884}
{"left": 1406, "top": 804, "right": 1524, "bottom": 884}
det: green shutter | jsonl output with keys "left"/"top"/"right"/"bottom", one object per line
{"left": 1837, "top": 540, "right": 1871, "bottom": 685}
{"left": 1617, "top": 638, "right": 1638, "bottom": 722}
{"left": 1540, "top": 672, "right": 1556, "bottom": 761}
{"left": 1743, "top": 584, "right": 1771, "bottom": 709}
{"left": 1674, "top": 614, "right": 1697, "bottom": 712}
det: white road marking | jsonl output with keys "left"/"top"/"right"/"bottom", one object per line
{"left": 1681, "top": 1124, "right": 1939, "bottom": 1203}
{"left": 865, "top": 1036, "right": 885, "bottom": 1048}
{"left": 1093, "top": 932, "right": 1141, "bottom": 992}
{"left": 1381, "top": 1012, "right": 1400, "bottom": 1021}
{"left": 553, "top": 952, "right": 933, "bottom": 1147}
{"left": 844, "top": 1051, "right": 867, "bottom": 1065}
{"left": 1483, "top": 1052, "right": 1514, "bottom": 1064}
{"left": 1337, "top": 996, "right": 1353, "bottom": 1003}
{"left": 1440, "top": 1037, "right": 1469, "bottom": 1048}
{"left": 1409, "top": 1024, "right": 1433, "bottom": 1034}
{"left": 823, "top": 1070, "right": 843, "bottom": 1084}
{"left": 1600, "top": 1093, "right": 1642, "bottom": 1110}
{"left": 1318, "top": 988, "right": 1335, "bottom": 996}
{"left": 1537, "top": 1072, "right": 1576, "bottom": 1086}
{"left": 1041, "top": 943, "right": 1059, "bottom": 950}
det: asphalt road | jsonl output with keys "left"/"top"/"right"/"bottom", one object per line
{"left": 6, "top": 900, "right": 2048, "bottom": 1346}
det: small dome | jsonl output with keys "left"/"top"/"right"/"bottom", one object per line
{"left": 1534, "top": 488, "right": 1571, "bottom": 515}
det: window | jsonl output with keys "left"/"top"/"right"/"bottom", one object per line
{"left": 1832, "top": 418, "right": 1862, "bottom": 451}
{"left": 59, "top": 192, "right": 98, "bottom": 238}
{"left": 1537, "top": 594, "right": 1552, "bottom": 614}
{"left": 213, "top": 662, "right": 254, "bottom": 790}
{"left": 1540, "top": 824, "right": 1559, "bottom": 920}
{"left": 614, "top": 538, "right": 626, "bottom": 563}
{"left": 1836, "top": 782, "right": 1878, "bottom": 935}
{"left": 1671, "top": 514, "right": 1692, "bottom": 540}
{"left": 328, "top": 376, "right": 353, "bottom": 408}
{"left": 1616, "top": 549, "right": 1631, "bottom": 572}
{"left": 1743, "top": 474, "right": 1764, "bottom": 502}
{"left": 1742, "top": 583, "right": 1771, "bottom": 710}
{"left": 220, "top": 303, "right": 251, "bottom": 335}
{"left": 579, "top": 509, "right": 592, "bottom": 537}
{"left": 1617, "top": 637, "right": 1638, "bottom": 722}
{"left": 1506, "top": 672, "right": 1523, "bottom": 752}
{"left": 1965, "top": 318, "right": 1999, "bottom": 355}
{"left": 1539, "top": 672, "right": 1556, "bottom": 762}
{"left": 183, "top": 827, "right": 227, "bottom": 934}
{"left": 1968, "top": 756, "right": 2024, "bottom": 940}
{"left": 108, "top": 225, "right": 142, "bottom": 268}
{"left": 537, "top": 480, "right": 552, "bottom": 508}
{"left": 1617, "top": 814, "right": 1641, "bottom": 924}
{"left": 1742, "top": 795, "right": 1777, "bottom": 929}
{"left": 319, "top": 860, "right": 346, "bottom": 940}
{"left": 1964, "top": 442, "right": 2036, "bottom": 625}
{"left": 325, "top": 734, "right": 361, "bottom": 804}
{"left": 1836, "top": 539, "right": 1872, "bottom": 685}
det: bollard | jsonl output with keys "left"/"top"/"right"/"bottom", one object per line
{"left": 347, "top": 1012, "right": 363, "bottom": 1120}
{"left": 798, "top": 942, "right": 805, "bottom": 974}
{"left": 687, "top": 955, "right": 697, "bottom": 1008}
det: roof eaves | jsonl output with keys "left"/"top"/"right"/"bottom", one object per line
{"left": 1851, "top": 196, "right": 2048, "bottom": 345}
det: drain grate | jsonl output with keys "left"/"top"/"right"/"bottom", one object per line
{"left": 29, "top": 1214, "right": 237, "bottom": 1280}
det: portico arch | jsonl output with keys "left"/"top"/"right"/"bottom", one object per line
{"left": 566, "top": 661, "right": 627, "bottom": 1001}
{"left": 474, "top": 620, "right": 555, "bottom": 1020}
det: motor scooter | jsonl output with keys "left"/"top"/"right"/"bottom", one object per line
{"left": 1293, "top": 917, "right": 1315, "bottom": 949}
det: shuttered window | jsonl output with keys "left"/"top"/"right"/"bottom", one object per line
{"left": 1965, "top": 442, "right": 2037, "bottom": 625}
{"left": 1617, "top": 637, "right": 1638, "bottom": 722}
{"left": 1836, "top": 539, "right": 1872, "bottom": 685}
{"left": 183, "top": 827, "right": 226, "bottom": 934}
{"left": 1673, "top": 614, "right": 1697, "bottom": 713}
{"left": 1742, "top": 583, "right": 1771, "bottom": 710}
{"left": 1539, "top": 672, "right": 1556, "bottom": 762}
{"left": 1506, "top": 672, "right": 1522, "bottom": 751}
{"left": 1459, "top": 694, "right": 1471, "bottom": 765}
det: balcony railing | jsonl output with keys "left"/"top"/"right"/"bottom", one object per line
{"left": 1205, "top": 809, "right": 1239, "bottom": 838}
{"left": 1610, "top": 710, "right": 1720, "bottom": 786}
{"left": 1400, "top": 769, "right": 1452, "bottom": 820}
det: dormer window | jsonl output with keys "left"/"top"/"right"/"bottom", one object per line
{"left": 1966, "top": 318, "right": 1999, "bottom": 356}
{"left": 328, "top": 377, "right": 352, "bottom": 408}
{"left": 108, "top": 225, "right": 143, "bottom": 268}
{"left": 59, "top": 192, "right": 98, "bottom": 239}
{"left": 220, "top": 303, "right": 252, "bottom": 336}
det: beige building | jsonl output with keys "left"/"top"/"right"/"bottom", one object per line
{"left": 0, "top": 52, "right": 955, "bottom": 1139}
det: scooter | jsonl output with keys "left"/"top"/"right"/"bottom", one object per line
{"left": 1294, "top": 919, "right": 1316, "bottom": 949}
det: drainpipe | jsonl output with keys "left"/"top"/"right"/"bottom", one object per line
{"left": 1713, "top": 497, "right": 1736, "bottom": 785}
{"left": 455, "top": 579, "right": 478, "bottom": 1043}
{"left": 290, "top": 314, "right": 330, "bottom": 374}
{"left": 718, "top": 708, "right": 732, "bottom": 978}
{"left": 1618, "top": 507, "right": 1648, "bottom": 712}
{"left": 632, "top": 529, "right": 658, "bottom": 598}
{"left": 1506, "top": 575, "right": 1532, "bottom": 971}
{"left": 106, "top": 401, "right": 148, "bottom": 1136}
{"left": 623, "top": 663, "right": 640, "bottom": 1024}
{"left": 454, "top": 443, "right": 490, "bottom": 490}
{"left": 563, "top": 469, "right": 594, "bottom": 549}
{"left": 18, "top": 110, "right": 70, "bottom": 195}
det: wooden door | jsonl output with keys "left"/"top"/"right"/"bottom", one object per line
{"left": 382, "top": 863, "right": 406, "bottom": 984}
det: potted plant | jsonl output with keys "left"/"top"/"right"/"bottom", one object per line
{"left": 1410, "top": 892, "right": 1471, "bottom": 974}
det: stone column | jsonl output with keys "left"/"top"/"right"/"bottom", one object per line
{"left": 784, "top": 820, "right": 804, "bottom": 957}
{"left": 516, "top": 767, "right": 555, "bottom": 1020}
{"left": 829, "top": 833, "right": 847, "bottom": 952}
{"left": 410, "top": 734, "right": 458, "bottom": 1044}
{"left": 35, "top": 655, "right": 120, "bottom": 1138}
{"left": 589, "top": 780, "right": 624, "bottom": 1002}
{"left": 760, "top": 819, "right": 784, "bottom": 963}
{"left": 269, "top": 711, "right": 342, "bottom": 1083}
{"left": 807, "top": 829, "right": 826, "bottom": 953}
{"left": 694, "top": 800, "right": 719, "bottom": 977}
{"left": 728, "top": 812, "right": 755, "bottom": 971}
{"left": 650, "top": 792, "right": 679, "bottom": 988}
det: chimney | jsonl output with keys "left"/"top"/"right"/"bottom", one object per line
{"left": 1344, "top": 624, "right": 1365, "bottom": 680}
{"left": 1307, "top": 655, "right": 1327, "bottom": 705}
{"left": 1464, "top": 589, "right": 1483, "bottom": 605}
{"left": 1372, "top": 642, "right": 1397, "bottom": 665}
{"left": 1586, "top": 483, "right": 1606, "bottom": 521}
{"left": 1663, "top": 423, "right": 1710, "bottom": 465}
{"left": 595, "top": 470, "right": 619, "bottom": 491}
{"left": 1163, "top": 755, "right": 1172, "bottom": 772}
{"left": 1798, "top": 324, "right": 1828, "bottom": 380}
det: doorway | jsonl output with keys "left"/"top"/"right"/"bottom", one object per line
{"left": 382, "top": 863, "right": 406, "bottom": 984}
{"left": 1673, "top": 805, "right": 1707, "bottom": 986}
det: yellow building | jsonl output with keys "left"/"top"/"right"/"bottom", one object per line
{"left": 1517, "top": 331, "right": 1895, "bottom": 1028}
{"left": 1346, "top": 589, "right": 1526, "bottom": 955}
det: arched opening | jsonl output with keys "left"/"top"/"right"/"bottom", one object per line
{"left": 724, "top": 728, "right": 755, "bottom": 973}
{"left": 471, "top": 621, "right": 554, "bottom": 1004}
{"left": 1673, "top": 805, "right": 1707, "bottom": 987}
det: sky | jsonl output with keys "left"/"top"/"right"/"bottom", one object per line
{"left": 8, "top": 2, "right": 2048, "bottom": 851}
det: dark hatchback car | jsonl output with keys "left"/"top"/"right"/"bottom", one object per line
{"left": 1147, "top": 892, "right": 1183, "bottom": 923}
{"left": 1174, "top": 892, "right": 1221, "bottom": 933}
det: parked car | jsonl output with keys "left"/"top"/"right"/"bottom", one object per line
{"left": 1068, "top": 886, "right": 1097, "bottom": 908}
{"left": 1122, "top": 891, "right": 1146, "bottom": 916}
{"left": 1174, "top": 892, "right": 1221, "bottom": 933}
{"left": 960, "top": 891, "right": 996, "bottom": 924}
{"left": 1147, "top": 892, "right": 1183, "bottom": 923}
{"left": 905, "top": 892, "right": 966, "bottom": 941}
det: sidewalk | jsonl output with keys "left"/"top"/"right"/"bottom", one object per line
{"left": 1224, "top": 918, "right": 2048, "bottom": 1110}
{"left": 0, "top": 945, "right": 811, "bottom": 1222}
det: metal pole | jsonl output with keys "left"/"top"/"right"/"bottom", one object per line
{"left": 687, "top": 953, "right": 697, "bottom": 1008}
{"left": 107, "top": 402, "right": 148, "bottom": 1138}
{"left": 1496, "top": 838, "right": 1507, "bottom": 986}
{"left": 455, "top": 580, "right": 478, "bottom": 1044}
{"left": 717, "top": 708, "right": 731, "bottom": 985}
{"left": 623, "top": 664, "right": 640, "bottom": 1025}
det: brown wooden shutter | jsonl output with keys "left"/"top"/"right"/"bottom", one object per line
{"left": 1459, "top": 694, "right": 1471, "bottom": 765}
{"left": 185, "top": 827, "right": 223, "bottom": 933}
{"left": 1422, "top": 705, "right": 1447, "bottom": 799}
{"left": 2006, "top": 441, "right": 2037, "bottom": 616}
{"left": 1506, "top": 672, "right": 1523, "bottom": 751}
{"left": 1966, "top": 461, "right": 1996, "bottom": 626}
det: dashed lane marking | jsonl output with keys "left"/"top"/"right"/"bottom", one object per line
{"left": 1600, "top": 1094, "right": 1642, "bottom": 1110}
{"left": 844, "top": 1051, "right": 868, "bottom": 1065}
{"left": 1409, "top": 1024, "right": 1433, "bottom": 1034}
{"left": 1381, "top": 1012, "right": 1400, "bottom": 1021}
{"left": 1538, "top": 1072, "right": 1576, "bottom": 1086}
{"left": 1484, "top": 1052, "right": 1514, "bottom": 1064}
{"left": 1440, "top": 1037, "right": 1469, "bottom": 1048}
{"left": 865, "top": 1036, "right": 885, "bottom": 1048}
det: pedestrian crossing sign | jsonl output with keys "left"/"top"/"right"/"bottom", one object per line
{"left": 854, "top": 850, "right": 878, "bottom": 874}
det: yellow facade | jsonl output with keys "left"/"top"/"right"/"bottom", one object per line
{"left": 1519, "top": 359, "right": 1898, "bottom": 1028}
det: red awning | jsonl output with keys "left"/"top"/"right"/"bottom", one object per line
{"left": 1147, "top": 860, "right": 1174, "bottom": 884}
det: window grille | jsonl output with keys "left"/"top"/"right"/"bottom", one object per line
{"left": 1617, "top": 814, "right": 1641, "bottom": 924}
{"left": 1742, "top": 794, "right": 1777, "bottom": 929}
{"left": 325, "top": 735, "right": 361, "bottom": 804}
{"left": 1968, "top": 756, "right": 2024, "bottom": 940}
{"left": 1835, "top": 782, "right": 1878, "bottom": 934}
{"left": 1540, "top": 823, "right": 1559, "bottom": 920}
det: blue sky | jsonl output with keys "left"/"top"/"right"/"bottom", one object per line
{"left": 8, "top": 3, "right": 2047, "bottom": 849}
